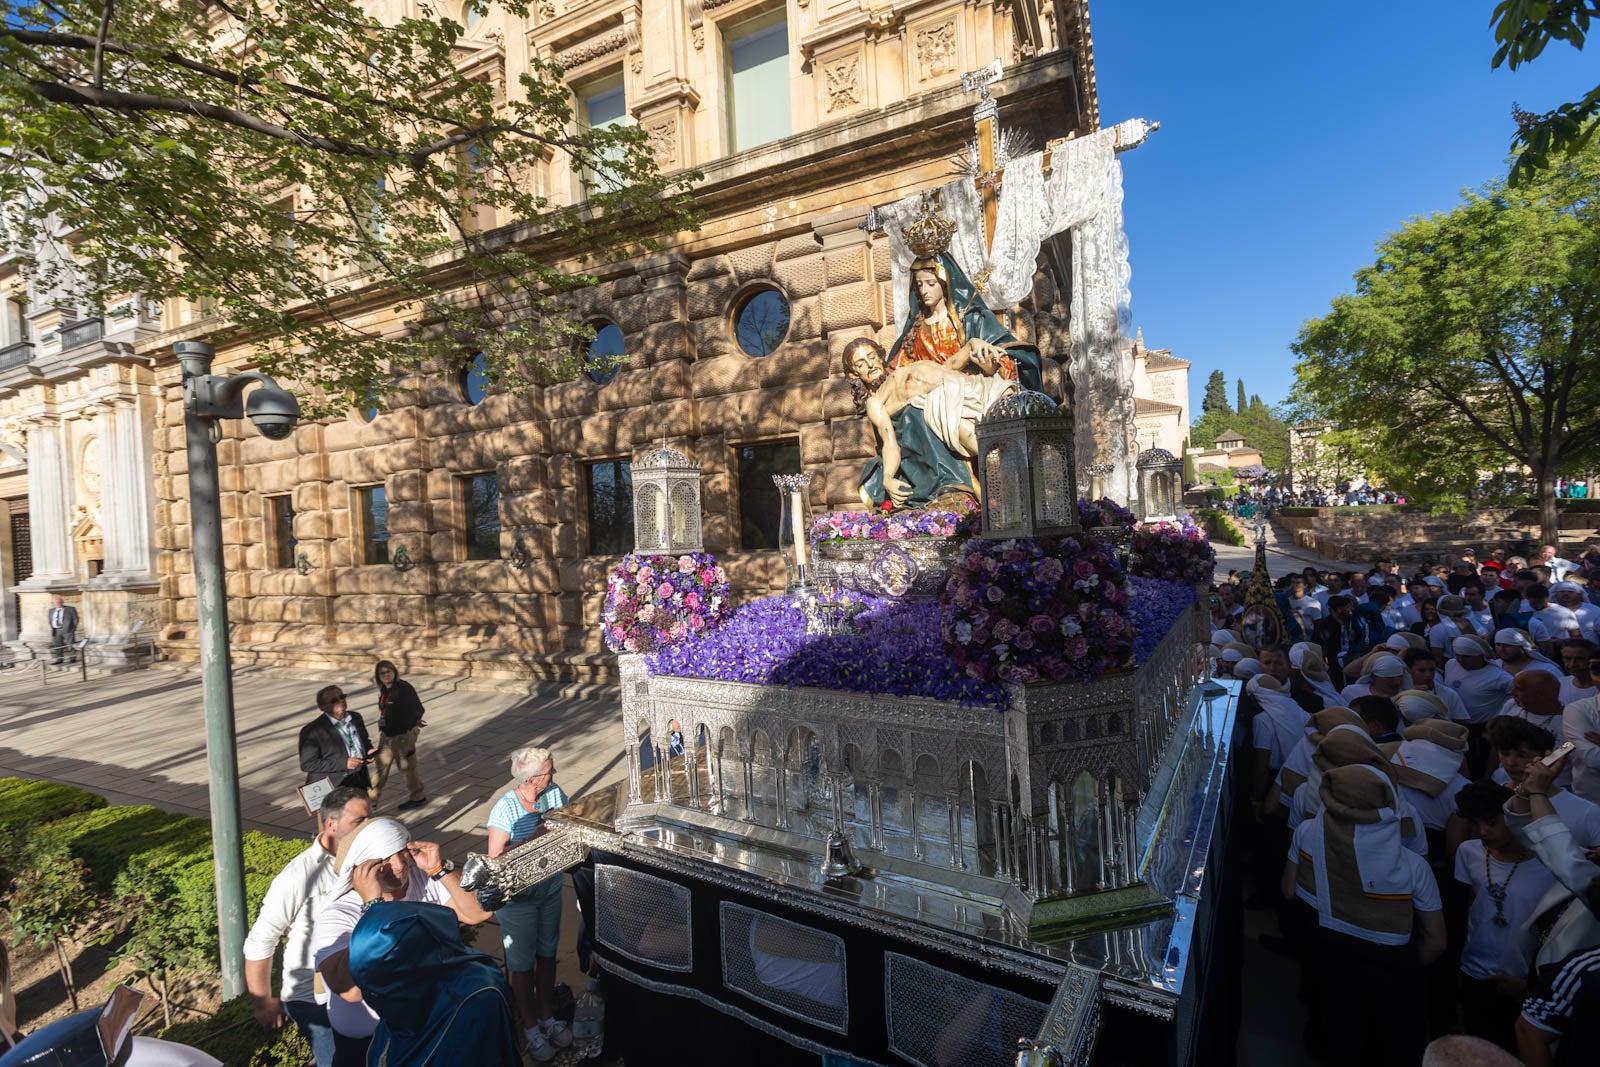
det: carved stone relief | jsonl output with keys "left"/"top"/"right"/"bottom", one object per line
{"left": 915, "top": 19, "right": 957, "bottom": 79}
{"left": 644, "top": 118, "right": 678, "bottom": 170}
{"left": 823, "top": 55, "right": 861, "bottom": 113}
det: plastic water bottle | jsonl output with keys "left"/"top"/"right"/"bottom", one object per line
{"left": 573, "top": 977, "right": 605, "bottom": 1059}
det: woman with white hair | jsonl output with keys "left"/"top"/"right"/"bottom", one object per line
{"left": 485, "top": 744, "right": 570, "bottom": 1062}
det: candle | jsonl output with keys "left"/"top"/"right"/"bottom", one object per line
{"left": 790, "top": 489, "right": 808, "bottom": 569}
{"left": 655, "top": 486, "right": 669, "bottom": 550}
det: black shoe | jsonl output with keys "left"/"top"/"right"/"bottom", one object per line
{"left": 397, "top": 797, "right": 428, "bottom": 812}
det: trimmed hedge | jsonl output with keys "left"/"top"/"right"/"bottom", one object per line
{"left": 3, "top": 779, "right": 312, "bottom": 1065}
{"left": 1196, "top": 509, "right": 1246, "bottom": 547}
{"left": 1278, "top": 507, "right": 1319, "bottom": 517}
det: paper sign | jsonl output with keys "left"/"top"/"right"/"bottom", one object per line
{"left": 298, "top": 777, "right": 337, "bottom": 817}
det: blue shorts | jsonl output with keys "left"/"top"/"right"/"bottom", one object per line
{"left": 499, "top": 875, "right": 563, "bottom": 970}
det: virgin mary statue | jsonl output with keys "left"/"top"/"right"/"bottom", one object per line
{"left": 854, "top": 203, "right": 1045, "bottom": 507}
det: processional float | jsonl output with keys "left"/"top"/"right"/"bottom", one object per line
{"left": 463, "top": 68, "right": 1240, "bottom": 1067}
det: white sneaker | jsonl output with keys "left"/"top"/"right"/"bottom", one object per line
{"left": 525, "top": 1027, "right": 555, "bottom": 1062}
{"left": 542, "top": 1018, "right": 574, "bottom": 1049}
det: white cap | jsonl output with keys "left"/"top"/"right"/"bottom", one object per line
{"left": 1220, "top": 648, "right": 1244, "bottom": 663}
{"left": 1551, "top": 580, "right": 1584, "bottom": 597}
{"left": 1234, "top": 658, "right": 1263, "bottom": 681}
{"left": 1493, "top": 629, "right": 1533, "bottom": 650}
{"left": 1370, "top": 655, "right": 1407, "bottom": 678}
{"left": 1385, "top": 634, "right": 1412, "bottom": 652}
{"left": 1289, "top": 642, "right": 1313, "bottom": 669}
{"left": 1453, "top": 636, "right": 1482, "bottom": 656}
{"left": 1423, "top": 576, "right": 1446, "bottom": 589}
{"left": 1211, "top": 629, "right": 1236, "bottom": 648}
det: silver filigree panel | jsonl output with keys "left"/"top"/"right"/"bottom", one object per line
{"left": 885, "top": 952, "right": 1048, "bottom": 1067}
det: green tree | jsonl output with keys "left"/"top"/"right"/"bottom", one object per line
{"left": 1293, "top": 144, "right": 1600, "bottom": 543}
{"left": 1236, "top": 378, "right": 1247, "bottom": 413}
{"left": 1493, "top": 0, "right": 1598, "bottom": 184}
{"left": 1202, "top": 369, "right": 1231, "bottom": 417}
{"left": 0, "top": 1, "right": 698, "bottom": 409}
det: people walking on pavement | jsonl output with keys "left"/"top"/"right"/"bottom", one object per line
{"left": 369, "top": 660, "right": 428, "bottom": 812}
{"left": 299, "top": 685, "right": 377, "bottom": 791}
{"left": 47, "top": 595, "right": 78, "bottom": 666}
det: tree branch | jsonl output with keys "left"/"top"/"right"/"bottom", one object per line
{"left": 27, "top": 79, "right": 403, "bottom": 160}
{"left": 93, "top": 1, "right": 115, "bottom": 89}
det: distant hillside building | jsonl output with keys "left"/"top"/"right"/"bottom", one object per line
{"left": 1188, "top": 425, "right": 1263, "bottom": 478}
{"left": 1128, "top": 329, "right": 1190, "bottom": 458}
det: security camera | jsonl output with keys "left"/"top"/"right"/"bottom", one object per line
{"left": 246, "top": 383, "right": 301, "bottom": 441}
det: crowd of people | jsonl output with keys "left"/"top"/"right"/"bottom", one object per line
{"left": 1213, "top": 542, "right": 1600, "bottom": 1066}
{"left": 241, "top": 663, "right": 578, "bottom": 1067}
{"left": 1208, "top": 484, "right": 1409, "bottom": 516}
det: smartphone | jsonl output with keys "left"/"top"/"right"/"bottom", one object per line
{"left": 1542, "top": 740, "right": 1577, "bottom": 767}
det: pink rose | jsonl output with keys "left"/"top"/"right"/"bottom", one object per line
{"left": 1005, "top": 549, "right": 1025, "bottom": 563}
{"left": 993, "top": 619, "right": 1021, "bottom": 641}
{"left": 1035, "top": 558, "right": 1064, "bottom": 584}
{"left": 986, "top": 586, "right": 1004, "bottom": 603}
{"left": 1029, "top": 614, "right": 1054, "bottom": 633}
{"left": 687, "top": 614, "right": 705, "bottom": 631}
{"left": 658, "top": 582, "right": 676, "bottom": 598}
{"left": 684, "top": 592, "right": 701, "bottom": 609}
{"left": 1071, "top": 558, "right": 1097, "bottom": 580}
{"left": 1010, "top": 664, "right": 1039, "bottom": 682}
{"left": 1101, "top": 611, "right": 1124, "bottom": 635}
{"left": 678, "top": 556, "right": 696, "bottom": 572}
{"left": 1015, "top": 632, "right": 1035, "bottom": 650}
{"left": 638, "top": 566, "right": 654, "bottom": 582}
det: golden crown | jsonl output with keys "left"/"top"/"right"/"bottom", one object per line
{"left": 903, "top": 199, "right": 956, "bottom": 260}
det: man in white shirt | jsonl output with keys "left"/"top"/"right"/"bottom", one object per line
{"left": 1563, "top": 649, "right": 1600, "bottom": 803}
{"left": 313, "top": 817, "right": 492, "bottom": 1067}
{"left": 1550, "top": 581, "right": 1599, "bottom": 642}
{"left": 1402, "top": 649, "right": 1470, "bottom": 722}
{"left": 1539, "top": 544, "right": 1578, "bottom": 581}
{"left": 1489, "top": 717, "right": 1600, "bottom": 848}
{"left": 1558, "top": 639, "right": 1599, "bottom": 706}
{"left": 1341, "top": 653, "right": 1408, "bottom": 703}
{"left": 243, "top": 787, "right": 372, "bottom": 1067}
{"left": 1460, "top": 581, "right": 1495, "bottom": 635}
{"left": 1493, "top": 629, "right": 1563, "bottom": 680}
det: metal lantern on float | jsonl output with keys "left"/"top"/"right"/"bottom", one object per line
{"left": 1136, "top": 447, "right": 1182, "bottom": 522}
{"left": 632, "top": 445, "right": 703, "bottom": 554}
{"left": 976, "top": 390, "right": 1082, "bottom": 539}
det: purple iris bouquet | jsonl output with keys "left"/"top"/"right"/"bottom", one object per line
{"left": 1127, "top": 576, "right": 1199, "bottom": 662}
{"left": 647, "top": 595, "right": 1008, "bottom": 708}
{"left": 941, "top": 536, "right": 1135, "bottom": 683}
{"left": 1128, "top": 516, "right": 1216, "bottom": 584}
{"left": 810, "top": 496, "right": 979, "bottom": 544}
{"left": 603, "top": 551, "right": 731, "bottom": 653}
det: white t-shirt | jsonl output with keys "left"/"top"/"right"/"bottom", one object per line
{"left": 1558, "top": 678, "right": 1597, "bottom": 708}
{"left": 241, "top": 841, "right": 338, "bottom": 1004}
{"left": 1452, "top": 666, "right": 1516, "bottom": 724}
{"left": 1416, "top": 683, "right": 1470, "bottom": 723}
{"left": 1289, "top": 820, "right": 1442, "bottom": 946}
{"left": 1400, "top": 775, "right": 1470, "bottom": 833}
{"left": 1453, "top": 840, "right": 1557, "bottom": 979}
{"left": 1565, "top": 693, "right": 1600, "bottom": 804}
{"left": 311, "top": 867, "right": 452, "bottom": 1038}
{"left": 1429, "top": 619, "right": 1464, "bottom": 659}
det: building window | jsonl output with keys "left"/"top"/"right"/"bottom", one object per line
{"left": 586, "top": 460, "right": 634, "bottom": 556}
{"left": 736, "top": 439, "right": 800, "bottom": 550}
{"left": 353, "top": 384, "right": 381, "bottom": 423}
{"left": 584, "top": 322, "right": 625, "bottom": 385}
{"left": 461, "top": 351, "right": 490, "bottom": 404}
{"left": 726, "top": 11, "right": 791, "bottom": 152}
{"left": 460, "top": 472, "right": 501, "bottom": 560}
{"left": 578, "top": 75, "right": 628, "bottom": 188}
{"left": 355, "top": 485, "right": 390, "bottom": 565}
{"left": 267, "top": 494, "right": 297, "bottom": 569}
{"left": 270, "top": 196, "right": 296, "bottom": 257}
{"left": 462, "top": 1, "right": 483, "bottom": 31}
{"left": 731, "top": 287, "right": 790, "bottom": 357}
{"left": 2, "top": 297, "right": 25, "bottom": 346}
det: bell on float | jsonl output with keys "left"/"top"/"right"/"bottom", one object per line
{"left": 1015, "top": 1038, "right": 1064, "bottom": 1067}
{"left": 820, "top": 829, "right": 862, "bottom": 879}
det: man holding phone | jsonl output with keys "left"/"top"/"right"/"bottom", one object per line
{"left": 299, "top": 685, "right": 377, "bottom": 791}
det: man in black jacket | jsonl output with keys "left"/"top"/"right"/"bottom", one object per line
{"left": 1312, "top": 594, "right": 1384, "bottom": 674}
{"left": 47, "top": 594, "right": 79, "bottom": 665}
{"left": 369, "top": 659, "right": 428, "bottom": 812}
{"left": 298, "top": 685, "right": 375, "bottom": 790}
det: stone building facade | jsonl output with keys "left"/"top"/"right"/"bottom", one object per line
{"left": 5, "top": 1, "right": 1104, "bottom": 680}
{"left": 1128, "top": 328, "right": 1189, "bottom": 459}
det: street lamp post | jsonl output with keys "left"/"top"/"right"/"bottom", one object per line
{"left": 175, "top": 341, "right": 301, "bottom": 998}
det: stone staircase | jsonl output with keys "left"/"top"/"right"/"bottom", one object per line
{"left": 1278, "top": 509, "right": 1575, "bottom": 564}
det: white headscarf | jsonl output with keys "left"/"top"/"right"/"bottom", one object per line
{"left": 328, "top": 817, "right": 412, "bottom": 901}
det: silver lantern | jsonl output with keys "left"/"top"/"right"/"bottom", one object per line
{"left": 976, "top": 391, "right": 1082, "bottom": 539}
{"left": 632, "top": 445, "right": 703, "bottom": 554}
{"left": 1135, "top": 448, "right": 1182, "bottom": 522}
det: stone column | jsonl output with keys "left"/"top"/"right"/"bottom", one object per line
{"left": 103, "top": 396, "right": 157, "bottom": 580}
{"left": 22, "top": 417, "right": 73, "bottom": 581}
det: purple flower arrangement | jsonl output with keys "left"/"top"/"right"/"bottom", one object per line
{"left": 809, "top": 496, "right": 979, "bottom": 544}
{"left": 647, "top": 595, "right": 1008, "bottom": 708}
{"left": 941, "top": 535, "right": 1135, "bottom": 684}
{"left": 1127, "top": 576, "right": 1199, "bottom": 663}
{"left": 1128, "top": 515, "right": 1216, "bottom": 585}
{"left": 602, "top": 551, "right": 732, "bottom": 653}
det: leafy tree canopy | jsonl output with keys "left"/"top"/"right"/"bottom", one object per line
{"left": 1291, "top": 142, "right": 1600, "bottom": 543}
{"left": 0, "top": 0, "right": 699, "bottom": 412}
{"left": 1190, "top": 402, "right": 1290, "bottom": 473}
{"left": 1493, "top": 0, "right": 1599, "bottom": 184}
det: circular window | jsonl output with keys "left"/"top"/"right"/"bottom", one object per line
{"left": 731, "top": 288, "right": 790, "bottom": 358}
{"left": 461, "top": 351, "right": 490, "bottom": 405}
{"left": 463, "top": 2, "right": 484, "bottom": 31}
{"left": 584, "top": 322, "right": 625, "bottom": 385}
{"left": 353, "top": 388, "right": 381, "bottom": 423}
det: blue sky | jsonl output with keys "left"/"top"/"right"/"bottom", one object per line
{"left": 1087, "top": 1, "right": 1595, "bottom": 415}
